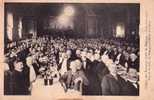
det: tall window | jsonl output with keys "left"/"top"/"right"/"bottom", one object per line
{"left": 116, "top": 23, "right": 125, "bottom": 38}
{"left": 6, "top": 12, "right": 13, "bottom": 41}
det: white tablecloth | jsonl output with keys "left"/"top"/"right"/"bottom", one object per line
{"left": 31, "top": 78, "right": 81, "bottom": 97}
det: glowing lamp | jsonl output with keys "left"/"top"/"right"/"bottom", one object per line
{"left": 63, "top": 6, "right": 75, "bottom": 16}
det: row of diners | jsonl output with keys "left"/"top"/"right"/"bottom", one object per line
{"left": 4, "top": 35, "right": 139, "bottom": 95}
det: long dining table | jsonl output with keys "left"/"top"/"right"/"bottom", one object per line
{"left": 31, "top": 77, "right": 81, "bottom": 97}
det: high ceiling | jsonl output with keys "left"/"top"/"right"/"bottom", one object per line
{"left": 5, "top": 3, "right": 140, "bottom": 17}
{"left": 4, "top": 3, "right": 140, "bottom": 41}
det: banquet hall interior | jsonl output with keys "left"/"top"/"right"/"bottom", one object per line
{"left": 4, "top": 3, "right": 140, "bottom": 96}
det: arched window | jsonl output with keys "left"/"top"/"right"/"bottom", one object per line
{"left": 6, "top": 12, "right": 13, "bottom": 41}
{"left": 116, "top": 23, "right": 125, "bottom": 38}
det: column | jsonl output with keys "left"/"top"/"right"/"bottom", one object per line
{"left": 18, "top": 17, "right": 22, "bottom": 39}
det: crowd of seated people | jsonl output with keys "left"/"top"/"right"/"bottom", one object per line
{"left": 4, "top": 36, "right": 139, "bottom": 95}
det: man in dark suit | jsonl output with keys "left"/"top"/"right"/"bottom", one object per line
{"left": 59, "top": 60, "right": 89, "bottom": 93}
{"left": 95, "top": 60, "right": 109, "bottom": 83}
{"left": 101, "top": 62, "right": 126, "bottom": 95}
{"left": 88, "top": 53, "right": 109, "bottom": 95}
{"left": 4, "top": 59, "right": 29, "bottom": 95}
{"left": 58, "top": 50, "right": 73, "bottom": 75}
{"left": 80, "top": 51, "right": 92, "bottom": 95}
{"left": 128, "top": 53, "right": 139, "bottom": 72}
{"left": 121, "top": 67, "right": 139, "bottom": 96}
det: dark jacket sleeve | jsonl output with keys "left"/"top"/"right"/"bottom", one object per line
{"left": 101, "top": 76, "right": 111, "bottom": 95}
{"left": 79, "top": 71, "right": 89, "bottom": 86}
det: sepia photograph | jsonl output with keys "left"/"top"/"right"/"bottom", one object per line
{"left": 4, "top": 3, "right": 140, "bottom": 96}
